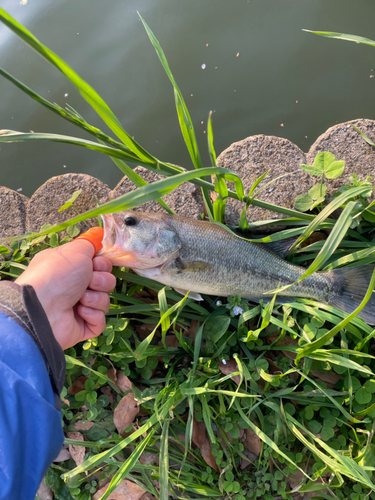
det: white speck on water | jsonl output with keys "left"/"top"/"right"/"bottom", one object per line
{"left": 64, "top": 93, "right": 69, "bottom": 97}
{"left": 77, "top": 33, "right": 80, "bottom": 35}
{"left": 30, "top": 130, "right": 34, "bottom": 133}
{"left": 370, "top": 75, "right": 374, "bottom": 78}
{"left": 234, "top": 89, "right": 236, "bottom": 92}
{"left": 63, "top": 165, "right": 67, "bottom": 168}
{"left": 280, "top": 123, "right": 284, "bottom": 127}
{"left": 191, "top": 94, "right": 193, "bottom": 97}
{"left": 206, "top": 43, "right": 209, "bottom": 47}
{"left": 201, "top": 63, "right": 206, "bottom": 69}
{"left": 20, "top": 0, "right": 27, "bottom": 5}
{"left": 222, "top": 359, "right": 227, "bottom": 365}
{"left": 236, "top": 52, "right": 240, "bottom": 57}
{"left": 305, "top": 136, "right": 308, "bottom": 138}
{"left": 203, "top": 131, "right": 206, "bottom": 134}
{"left": 296, "top": 100, "right": 299, "bottom": 103}
{"left": 17, "top": 188, "right": 23, "bottom": 192}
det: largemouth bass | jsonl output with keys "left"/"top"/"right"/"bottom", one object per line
{"left": 98, "top": 211, "right": 375, "bottom": 325}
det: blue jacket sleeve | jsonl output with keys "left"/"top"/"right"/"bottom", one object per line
{"left": 0, "top": 283, "right": 65, "bottom": 500}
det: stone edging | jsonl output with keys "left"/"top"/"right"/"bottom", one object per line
{"left": 1, "top": 118, "right": 374, "bottom": 244}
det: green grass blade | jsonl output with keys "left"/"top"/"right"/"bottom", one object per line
{"left": 295, "top": 267, "right": 375, "bottom": 363}
{"left": 138, "top": 13, "right": 213, "bottom": 218}
{"left": 159, "top": 421, "right": 170, "bottom": 500}
{"left": 0, "top": 8, "right": 154, "bottom": 162}
{"left": 291, "top": 186, "right": 372, "bottom": 249}
{"left": 235, "top": 401, "right": 310, "bottom": 480}
{"left": 138, "top": 14, "right": 202, "bottom": 170}
{"left": 351, "top": 124, "right": 375, "bottom": 147}
{"left": 65, "top": 355, "right": 120, "bottom": 394}
{"left": 304, "top": 29, "right": 375, "bottom": 47}
{"left": 284, "top": 409, "right": 375, "bottom": 488}
{"left": 0, "top": 130, "right": 143, "bottom": 164}
{"left": 0, "top": 68, "right": 133, "bottom": 153}
{"left": 133, "top": 293, "right": 189, "bottom": 360}
{"left": 104, "top": 154, "right": 174, "bottom": 215}
{"left": 207, "top": 111, "right": 217, "bottom": 167}
{"left": 99, "top": 432, "right": 154, "bottom": 500}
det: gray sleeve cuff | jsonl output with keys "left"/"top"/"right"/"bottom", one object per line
{"left": 0, "top": 281, "right": 66, "bottom": 410}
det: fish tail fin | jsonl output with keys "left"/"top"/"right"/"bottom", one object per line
{"left": 326, "top": 265, "right": 375, "bottom": 325}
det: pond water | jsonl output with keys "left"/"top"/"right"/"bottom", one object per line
{"left": 1, "top": 0, "right": 375, "bottom": 197}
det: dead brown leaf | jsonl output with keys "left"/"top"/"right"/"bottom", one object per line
{"left": 267, "top": 334, "right": 297, "bottom": 360}
{"left": 136, "top": 323, "right": 160, "bottom": 340}
{"left": 192, "top": 417, "right": 219, "bottom": 472}
{"left": 140, "top": 451, "right": 159, "bottom": 466}
{"left": 36, "top": 477, "right": 53, "bottom": 500}
{"left": 113, "top": 383, "right": 139, "bottom": 434}
{"left": 53, "top": 446, "right": 71, "bottom": 463}
{"left": 101, "top": 385, "right": 116, "bottom": 405}
{"left": 67, "top": 375, "right": 88, "bottom": 395}
{"left": 288, "top": 469, "right": 327, "bottom": 498}
{"left": 157, "top": 335, "right": 178, "bottom": 361}
{"left": 140, "top": 494, "right": 158, "bottom": 500}
{"left": 217, "top": 358, "right": 241, "bottom": 385}
{"left": 301, "top": 231, "right": 327, "bottom": 248}
{"left": 93, "top": 479, "right": 146, "bottom": 500}
{"left": 310, "top": 369, "right": 342, "bottom": 388}
{"left": 240, "top": 427, "right": 262, "bottom": 468}
{"left": 265, "top": 357, "right": 283, "bottom": 374}
{"left": 243, "top": 427, "right": 262, "bottom": 457}
{"left": 266, "top": 335, "right": 341, "bottom": 387}
{"left": 67, "top": 431, "right": 85, "bottom": 467}
{"left": 74, "top": 420, "right": 95, "bottom": 432}
{"left": 107, "top": 367, "right": 117, "bottom": 385}
{"left": 116, "top": 372, "right": 133, "bottom": 393}
{"left": 61, "top": 397, "right": 70, "bottom": 407}
{"left": 186, "top": 319, "right": 198, "bottom": 340}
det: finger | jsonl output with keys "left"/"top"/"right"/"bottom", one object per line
{"left": 76, "top": 304, "right": 107, "bottom": 337}
{"left": 76, "top": 227, "right": 104, "bottom": 254}
{"left": 93, "top": 256, "right": 113, "bottom": 273}
{"left": 79, "top": 290, "right": 110, "bottom": 313}
{"left": 89, "top": 271, "right": 117, "bottom": 292}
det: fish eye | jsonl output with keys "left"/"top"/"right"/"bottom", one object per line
{"left": 124, "top": 216, "right": 137, "bottom": 226}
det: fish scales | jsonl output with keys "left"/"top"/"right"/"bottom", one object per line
{"left": 98, "top": 210, "right": 375, "bottom": 324}
{"left": 166, "top": 216, "right": 332, "bottom": 300}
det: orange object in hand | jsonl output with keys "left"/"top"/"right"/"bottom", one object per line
{"left": 76, "top": 227, "right": 104, "bottom": 254}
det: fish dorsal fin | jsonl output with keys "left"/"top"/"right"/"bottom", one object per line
{"left": 252, "top": 236, "right": 296, "bottom": 258}
{"left": 174, "top": 288, "right": 204, "bottom": 301}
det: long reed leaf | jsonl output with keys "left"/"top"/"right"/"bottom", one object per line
{"left": 0, "top": 8, "right": 154, "bottom": 162}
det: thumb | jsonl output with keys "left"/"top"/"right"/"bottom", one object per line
{"left": 76, "top": 227, "right": 104, "bottom": 255}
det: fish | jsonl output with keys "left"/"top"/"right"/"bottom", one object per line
{"left": 98, "top": 211, "right": 375, "bottom": 325}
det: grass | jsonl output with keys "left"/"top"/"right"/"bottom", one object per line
{"left": 0, "top": 8, "right": 375, "bottom": 500}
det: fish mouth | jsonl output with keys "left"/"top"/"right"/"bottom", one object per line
{"left": 98, "top": 213, "right": 135, "bottom": 266}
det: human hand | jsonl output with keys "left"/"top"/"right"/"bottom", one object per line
{"left": 15, "top": 231, "right": 116, "bottom": 350}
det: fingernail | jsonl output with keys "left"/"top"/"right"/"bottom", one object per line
{"left": 84, "top": 291, "right": 98, "bottom": 304}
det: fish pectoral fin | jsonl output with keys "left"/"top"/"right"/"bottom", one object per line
{"left": 174, "top": 288, "right": 204, "bottom": 301}
{"left": 180, "top": 260, "right": 214, "bottom": 272}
